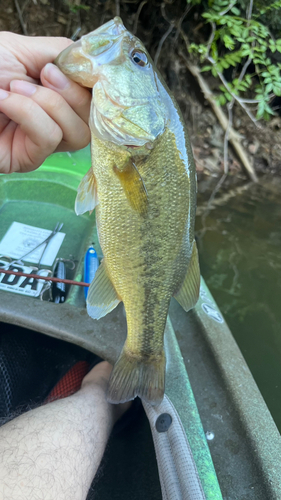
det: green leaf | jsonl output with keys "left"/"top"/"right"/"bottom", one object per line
{"left": 201, "top": 65, "right": 212, "bottom": 72}
{"left": 69, "top": 3, "right": 90, "bottom": 12}
{"left": 226, "top": 20, "right": 234, "bottom": 28}
{"left": 223, "top": 35, "right": 235, "bottom": 50}
{"left": 230, "top": 26, "right": 242, "bottom": 36}
{"left": 256, "top": 101, "right": 265, "bottom": 119}
{"left": 268, "top": 64, "right": 278, "bottom": 72}
{"left": 253, "top": 57, "right": 266, "bottom": 64}
{"left": 235, "top": 81, "right": 248, "bottom": 91}
{"left": 221, "top": 59, "right": 230, "bottom": 69}
{"left": 241, "top": 47, "right": 252, "bottom": 57}
{"left": 265, "top": 83, "right": 273, "bottom": 93}
{"left": 211, "top": 67, "right": 218, "bottom": 77}
{"left": 218, "top": 94, "right": 227, "bottom": 105}
{"left": 273, "top": 86, "right": 281, "bottom": 96}
{"left": 211, "top": 42, "right": 218, "bottom": 60}
{"left": 264, "top": 103, "right": 276, "bottom": 116}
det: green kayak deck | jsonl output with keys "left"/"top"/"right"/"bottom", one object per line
{"left": 0, "top": 151, "right": 281, "bottom": 499}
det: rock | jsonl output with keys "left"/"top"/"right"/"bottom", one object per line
{"left": 248, "top": 140, "right": 260, "bottom": 155}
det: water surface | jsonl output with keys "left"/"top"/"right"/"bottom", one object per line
{"left": 196, "top": 176, "right": 281, "bottom": 432}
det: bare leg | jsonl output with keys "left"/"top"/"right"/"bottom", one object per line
{"left": 0, "top": 361, "right": 130, "bottom": 500}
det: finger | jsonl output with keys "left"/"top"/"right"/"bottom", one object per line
{"left": 0, "top": 89, "right": 63, "bottom": 172}
{"left": 10, "top": 80, "right": 90, "bottom": 151}
{"left": 0, "top": 32, "right": 73, "bottom": 79}
{"left": 0, "top": 112, "right": 10, "bottom": 133}
{"left": 0, "top": 72, "right": 39, "bottom": 91}
{"left": 0, "top": 37, "right": 40, "bottom": 90}
{"left": 41, "top": 63, "right": 91, "bottom": 125}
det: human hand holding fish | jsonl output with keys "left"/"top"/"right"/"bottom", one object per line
{"left": 0, "top": 32, "right": 91, "bottom": 174}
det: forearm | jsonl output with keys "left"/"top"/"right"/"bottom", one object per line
{"left": 0, "top": 380, "right": 114, "bottom": 500}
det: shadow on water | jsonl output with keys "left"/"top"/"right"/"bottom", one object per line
{"left": 196, "top": 175, "right": 281, "bottom": 432}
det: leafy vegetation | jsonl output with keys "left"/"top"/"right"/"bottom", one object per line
{"left": 187, "top": 0, "right": 281, "bottom": 120}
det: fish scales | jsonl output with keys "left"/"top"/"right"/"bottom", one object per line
{"left": 94, "top": 129, "right": 191, "bottom": 350}
{"left": 55, "top": 17, "right": 200, "bottom": 404}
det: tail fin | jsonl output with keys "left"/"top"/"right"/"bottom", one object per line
{"left": 107, "top": 348, "right": 165, "bottom": 405}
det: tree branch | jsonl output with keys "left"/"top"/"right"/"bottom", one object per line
{"left": 207, "top": 56, "right": 261, "bottom": 126}
{"left": 180, "top": 54, "right": 258, "bottom": 183}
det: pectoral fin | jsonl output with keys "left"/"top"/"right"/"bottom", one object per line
{"left": 87, "top": 261, "right": 120, "bottom": 320}
{"left": 174, "top": 241, "right": 200, "bottom": 311}
{"left": 114, "top": 160, "right": 148, "bottom": 216}
{"left": 75, "top": 169, "right": 98, "bottom": 215}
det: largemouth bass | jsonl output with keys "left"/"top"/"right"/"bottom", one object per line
{"left": 55, "top": 17, "right": 200, "bottom": 404}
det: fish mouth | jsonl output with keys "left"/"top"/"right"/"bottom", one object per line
{"left": 54, "top": 17, "right": 128, "bottom": 88}
{"left": 88, "top": 16, "right": 126, "bottom": 38}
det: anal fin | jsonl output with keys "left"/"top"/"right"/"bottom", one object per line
{"left": 114, "top": 160, "right": 148, "bottom": 216}
{"left": 75, "top": 169, "right": 98, "bottom": 215}
{"left": 174, "top": 240, "right": 200, "bottom": 312}
{"left": 87, "top": 261, "right": 120, "bottom": 320}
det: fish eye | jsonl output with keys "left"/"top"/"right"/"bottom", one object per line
{"left": 131, "top": 50, "right": 148, "bottom": 67}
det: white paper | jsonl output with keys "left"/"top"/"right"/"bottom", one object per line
{"left": 0, "top": 261, "right": 49, "bottom": 297}
{"left": 0, "top": 222, "right": 65, "bottom": 266}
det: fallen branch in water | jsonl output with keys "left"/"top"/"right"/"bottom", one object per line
{"left": 179, "top": 53, "right": 258, "bottom": 183}
{"left": 196, "top": 181, "right": 253, "bottom": 216}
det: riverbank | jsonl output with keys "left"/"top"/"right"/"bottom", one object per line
{"left": 1, "top": 0, "right": 280, "bottom": 191}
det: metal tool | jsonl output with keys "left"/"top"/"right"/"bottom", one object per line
{"left": 37, "top": 223, "right": 64, "bottom": 269}
{"left": 10, "top": 222, "right": 64, "bottom": 267}
{"left": 51, "top": 260, "right": 66, "bottom": 303}
{"left": 49, "top": 257, "right": 76, "bottom": 303}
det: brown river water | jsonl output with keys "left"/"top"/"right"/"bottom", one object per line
{"left": 196, "top": 175, "right": 281, "bottom": 432}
